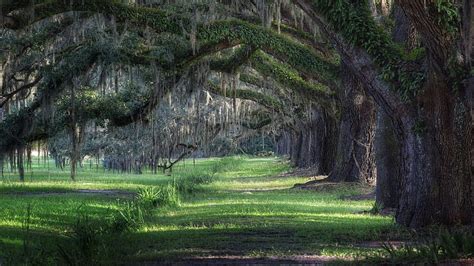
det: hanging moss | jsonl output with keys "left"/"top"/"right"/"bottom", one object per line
{"left": 198, "top": 19, "right": 338, "bottom": 82}
{"left": 10, "top": 1, "right": 338, "bottom": 86}
{"left": 210, "top": 45, "right": 256, "bottom": 74}
{"left": 250, "top": 51, "right": 332, "bottom": 96}
{"left": 11, "top": 0, "right": 182, "bottom": 33}
{"left": 207, "top": 82, "right": 284, "bottom": 111}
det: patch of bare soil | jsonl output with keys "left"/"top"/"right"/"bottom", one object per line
{"left": 341, "top": 192, "right": 375, "bottom": 201}
{"left": 440, "top": 259, "right": 474, "bottom": 265}
{"left": 293, "top": 180, "right": 374, "bottom": 194}
{"left": 277, "top": 168, "right": 326, "bottom": 180}
{"left": 353, "top": 240, "right": 408, "bottom": 249}
{"left": 7, "top": 189, "right": 134, "bottom": 197}
{"left": 165, "top": 255, "right": 352, "bottom": 265}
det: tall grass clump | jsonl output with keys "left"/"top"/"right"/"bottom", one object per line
{"left": 211, "top": 156, "right": 245, "bottom": 173}
{"left": 175, "top": 170, "right": 214, "bottom": 194}
{"left": 379, "top": 229, "right": 474, "bottom": 263}
{"left": 109, "top": 201, "right": 146, "bottom": 233}
{"left": 136, "top": 184, "right": 180, "bottom": 209}
{"left": 175, "top": 156, "right": 245, "bottom": 194}
{"left": 58, "top": 213, "right": 111, "bottom": 265}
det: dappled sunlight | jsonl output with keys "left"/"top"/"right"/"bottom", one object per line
{"left": 0, "top": 157, "right": 400, "bottom": 263}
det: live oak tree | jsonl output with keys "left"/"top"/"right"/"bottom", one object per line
{"left": 1, "top": 0, "right": 472, "bottom": 228}
{"left": 293, "top": 0, "right": 472, "bottom": 227}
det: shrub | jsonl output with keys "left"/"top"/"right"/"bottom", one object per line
{"left": 379, "top": 229, "right": 474, "bottom": 263}
{"left": 109, "top": 201, "right": 145, "bottom": 233}
{"left": 58, "top": 213, "right": 105, "bottom": 265}
{"left": 155, "top": 183, "right": 181, "bottom": 207}
{"left": 136, "top": 184, "right": 181, "bottom": 209}
{"left": 438, "top": 230, "right": 474, "bottom": 259}
{"left": 175, "top": 170, "right": 214, "bottom": 194}
{"left": 211, "top": 156, "right": 244, "bottom": 173}
{"left": 136, "top": 186, "right": 161, "bottom": 209}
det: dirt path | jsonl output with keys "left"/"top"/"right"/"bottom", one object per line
{"left": 5, "top": 189, "right": 135, "bottom": 197}
{"left": 148, "top": 255, "right": 351, "bottom": 265}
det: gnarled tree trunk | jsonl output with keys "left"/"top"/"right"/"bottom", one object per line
{"left": 327, "top": 66, "right": 376, "bottom": 184}
{"left": 375, "top": 109, "right": 401, "bottom": 209}
{"left": 395, "top": 72, "right": 472, "bottom": 227}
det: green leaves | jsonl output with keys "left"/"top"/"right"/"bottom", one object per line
{"left": 199, "top": 20, "right": 337, "bottom": 83}
{"left": 312, "top": 0, "right": 425, "bottom": 99}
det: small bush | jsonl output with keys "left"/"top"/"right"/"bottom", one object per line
{"left": 136, "top": 184, "right": 180, "bottom": 209}
{"left": 369, "top": 202, "right": 383, "bottom": 215}
{"left": 58, "top": 214, "right": 105, "bottom": 265}
{"left": 439, "top": 230, "right": 474, "bottom": 259}
{"left": 136, "top": 186, "right": 161, "bottom": 208}
{"left": 155, "top": 183, "right": 181, "bottom": 207}
{"left": 211, "top": 156, "right": 244, "bottom": 173}
{"left": 379, "top": 229, "right": 474, "bottom": 263}
{"left": 175, "top": 171, "right": 214, "bottom": 194}
{"left": 109, "top": 201, "right": 145, "bottom": 233}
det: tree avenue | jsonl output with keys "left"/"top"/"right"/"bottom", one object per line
{"left": 0, "top": 0, "right": 472, "bottom": 232}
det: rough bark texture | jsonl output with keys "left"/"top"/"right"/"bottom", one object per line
{"left": 393, "top": 0, "right": 473, "bottom": 228}
{"left": 375, "top": 109, "right": 401, "bottom": 209}
{"left": 463, "top": 0, "right": 474, "bottom": 66}
{"left": 295, "top": 0, "right": 472, "bottom": 228}
{"left": 395, "top": 73, "right": 472, "bottom": 228}
{"left": 327, "top": 67, "right": 376, "bottom": 184}
{"left": 374, "top": 4, "right": 408, "bottom": 210}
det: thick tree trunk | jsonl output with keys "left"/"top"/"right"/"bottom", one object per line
{"left": 294, "top": 0, "right": 472, "bottom": 227}
{"left": 375, "top": 109, "right": 401, "bottom": 208}
{"left": 396, "top": 74, "right": 472, "bottom": 227}
{"left": 327, "top": 68, "right": 376, "bottom": 184}
{"left": 374, "top": 4, "right": 409, "bottom": 210}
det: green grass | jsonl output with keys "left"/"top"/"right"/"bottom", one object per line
{"left": 0, "top": 156, "right": 405, "bottom": 264}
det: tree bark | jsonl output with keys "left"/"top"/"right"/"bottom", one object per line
{"left": 395, "top": 72, "right": 472, "bottom": 227}
{"left": 327, "top": 66, "right": 376, "bottom": 184}
{"left": 375, "top": 4, "right": 410, "bottom": 210}
{"left": 375, "top": 109, "right": 401, "bottom": 208}
{"left": 294, "top": 0, "right": 472, "bottom": 228}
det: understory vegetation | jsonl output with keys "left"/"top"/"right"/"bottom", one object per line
{"left": 0, "top": 157, "right": 471, "bottom": 265}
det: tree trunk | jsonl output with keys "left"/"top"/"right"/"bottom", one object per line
{"left": 276, "top": 109, "right": 337, "bottom": 174}
{"left": 293, "top": 0, "right": 472, "bottom": 227}
{"left": 17, "top": 145, "right": 24, "bottom": 182}
{"left": 396, "top": 73, "right": 472, "bottom": 227}
{"left": 375, "top": 3, "right": 410, "bottom": 210}
{"left": 375, "top": 109, "right": 401, "bottom": 208}
{"left": 70, "top": 127, "right": 78, "bottom": 181}
{"left": 327, "top": 67, "right": 376, "bottom": 184}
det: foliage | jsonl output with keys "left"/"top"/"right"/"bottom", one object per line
{"left": 109, "top": 201, "right": 146, "bottom": 233}
{"left": 0, "top": 157, "right": 407, "bottom": 264}
{"left": 175, "top": 169, "right": 216, "bottom": 194}
{"left": 432, "top": 0, "right": 460, "bottom": 36}
{"left": 251, "top": 51, "right": 331, "bottom": 96}
{"left": 58, "top": 213, "right": 105, "bottom": 264}
{"left": 198, "top": 20, "right": 338, "bottom": 83}
{"left": 378, "top": 229, "right": 474, "bottom": 263}
{"left": 312, "top": 0, "right": 425, "bottom": 99}
{"left": 369, "top": 201, "right": 383, "bottom": 215}
{"left": 174, "top": 156, "right": 243, "bottom": 193}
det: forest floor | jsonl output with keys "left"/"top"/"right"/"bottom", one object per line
{"left": 0, "top": 157, "right": 468, "bottom": 265}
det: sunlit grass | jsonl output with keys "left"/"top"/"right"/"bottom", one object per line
{"left": 0, "top": 156, "right": 403, "bottom": 264}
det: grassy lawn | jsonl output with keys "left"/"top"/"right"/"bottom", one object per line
{"left": 0, "top": 156, "right": 404, "bottom": 264}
